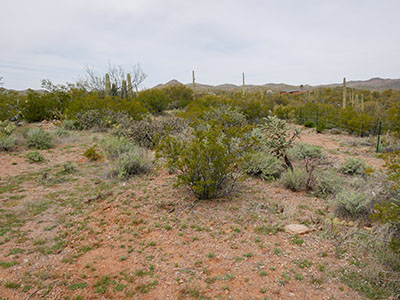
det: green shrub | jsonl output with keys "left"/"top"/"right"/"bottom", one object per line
{"left": 0, "top": 135, "right": 16, "bottom": 151}
{"left": 26, "top": 150, "right": 44, "bottom": 163}
{"left": 114, "top": 116, "right": 188, "bottom": 149}
{"left": 0, "top": 120, "right": 16, "bottom": 136}
{"left": 136, "top": 89, "right": 170, "bottom": 114}
{"left": 101, "top": 136, "right": 151, "bottom": 179}
{"left": 60, "top": 161, "right": 76, "bottom": 174}
{"left": 162, "top": 85, "right": 193, "bottom": 109}
{"left": 157, "top": 123, "right": 254, "bottom": 199}
{"left": 340, "top": 157, "right": 366, "bottom": 175}
{"left": 201, "top": 105, "right": 247, "bottom": 128}
{"left": 313, "top": 169, "right": 342, "bottom": 197}
{"left": 83, "top": 145, "right": 101, "bottom": 161}
{"left": 258, "top": 116, "right": 301, "bottom": 170}
{"left": 25, "top": 128, "right": 53, "bottom": 149}
{"left": 288, "top": 143, "right": 323, "bottom": 161}
{"left": 101, "top": 136, "right": 133, "bottom": 160}
{"left": 54, "top": 127, "right": 70, "bottom": 137}
{"left": 244, "top": 152, "right": 283, "bottom": 181}
{"left": 280, "top": 168, "right": 308, "bottom": 192}
{"left": 335, "top": 190, "right": 371, "bottom": 216}
{"left": 110, "top": 148, "right": 151, "bottom": 179}
{"left": 304, "top": 121, "right": 314, "bottom": 128}
{"left": 61, "top": 120, "right": 80, "bottom": 130}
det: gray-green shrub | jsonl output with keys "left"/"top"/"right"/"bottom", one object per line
{"left": 61, "top": 119, "right": 80, "bottom": 130}
{"left": 335, "top": 190, "right": 371, "bottom": 216}
{"left": 26, "top": 150, "right": 44, "bottom": 163}
{"left": 0, "top": 120, "right": 16, "bottom": 136}
{"left": 110, "top": 149, "right": 151, "bottom": 179}
{"left": 25, "top": 128, "right": 53, "bottom": 149}
{"left": 0, "top": 135, "right": 16, "bottom": 151}
{"left": 280, "top": 168, "right": 308, "bottom": 192}
{"left": 313, "top": 169, "right": 342, "bottom": 197}
{"left": 244, "top": 151, "right": 283, "bottom": 181}
{"left": 101, "top": 136, "right": 151, "bottom": 179}
{"left": 340, "top": 157, "right": 366, "bottom": 175}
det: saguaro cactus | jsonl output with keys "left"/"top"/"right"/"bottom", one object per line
{"left": 355, "top": 94, "right": 359, "bottom": 111}
{"left": 121, "top": 80, "right": 127, "bottom": 99}
{"left": 267, "top": 90, "right": 273, "bottom": 113}
{"left": 361, "top": 94, "right": 365, "bottom": 112}
{"left": 127, "top": 73, "right": 133, "bottom": 98}
{"left": 342, "top": 77, "right": 347, "bottom": 109}
{"left": 105, "top": 73, "right": 111, "bottom": 97}
{"left": 242, "top": 72, "right": 245, "bottom": 96}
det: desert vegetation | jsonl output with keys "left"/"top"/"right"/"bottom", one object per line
{"left": 0, "top": 73, "right": 399, "bottom": 299}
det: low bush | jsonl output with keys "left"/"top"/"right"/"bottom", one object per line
{"left": 101, "top": 136, "right": 133, "bottom": 160}
{"left": 0, "top": 135, "right": 16, "bottom": 151}
{"left": 288, "top": 142, "right": 326, "bottom": 189}
{"left": 24, "top": 128, "right": 53, "bottom": 149}
{"left": 313, "top": 169, "right": 342, "bottom": 197}
{"left": 26, "top": 150, "right": 44, "bottom": 163}
{"left": 54, "top": 127, "right": 70, "bottom": 137}
{"left": 114, "top": 116, "right": 188, "bottom": 149}
{"left": 201, "top": 105, "right": 247, "bottom": 128}
{"left": 0, "top": 120, "right": 16, "bottom": 136}
{"left": 156, "top": 123, "right": 254, "bottom": 199}
{"left": 335, "top": 190, "right": 371, "bottom": 217}
{"left": 61, "top": 120, "right": 80, "bottom": 130}
{"left": 280, "top": 168, "right": 308, "bottom": 192}
{"left": 340, "top": 157, "right": 366, "bottom": 175}
{"left": 244, "top": 151, "right": 283, "bottom": 181}
{"left": 101, "top": 136, "right": 151, "bottom": 179}
{"left": 83, "top": 145, "right": 102, "bottom": 161}
{"left": 110, "top": 148, "right": 151, "bottom": 179}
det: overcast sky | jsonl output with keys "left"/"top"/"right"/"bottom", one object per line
{"left": 1, "top": 0, "right": 399, "bottom": 90}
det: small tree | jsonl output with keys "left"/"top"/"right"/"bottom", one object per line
{"left": 258, "top": 116, "right": 301, "bottom": 170}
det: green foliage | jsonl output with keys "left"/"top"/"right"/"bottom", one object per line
{"left": 257, "top": 116, "right": 301, "bottom": 169}
{"left": 66, "top": 93, "right": 148, "bottom": 122}
{"left": 313, "top": 169, "right": 342, "bottom": 197}
{"left": 201, "top": 105, "right": 247, "bottom": 128}
{"left": 335, "top": 190, "right": 371, "bottom": 216}
{"left": 372, "top": 151, "right": 400, "bottom": 253}
{"left": 54, "top": 127, "right": 70, "bottom": 137}
{"left": 340, "top": 157, "right": 366, "bottom": 175}
{"left": 244, "top": 152, "right": 283, "bottom": 181}
{"left": 24, "top": 128, "right": 53, "bottom": 149}
{"left": 114, "top": 116, "right": 188, "bottom": 149}
{"left": 0, "top": 135, "right": 16, "bottom": 151}
{"left": 0, "top": 121, "right": 16, "bottom": 136}
{"left": 110, "top": 149, "right": 151, "bottom": 179}
{"left": 26, "top": 150, "right": 44, "bottom": 163}
{"left": 162, "top": 85, "right": 194, "bottom": 109}
{"left": 83, "top": 145, "right": 101, "bottom": 161}
{"left": 101, "top": 136, "right": 133, "bottom": 160}
{"left": 61, "top": 119, "right": 80, "bottom": 130}
{"left": 101, "top": 136, "right": 151, "bottom": 179}
{"left": 280, "top": 168, "right": 308, "bottom": 192}
{"left": 136, "top": 89, "right": 170, "bottom": 114}
{"left": 156, "top": 122, "right": 255, "bottom": 199}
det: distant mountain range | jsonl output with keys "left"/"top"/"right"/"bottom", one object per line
{"left": 153, "top": 77, "right": 400, "bottom": 92}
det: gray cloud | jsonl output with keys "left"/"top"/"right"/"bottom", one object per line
{"left": 1, "top": 0, "right": 399, "bottom": 89}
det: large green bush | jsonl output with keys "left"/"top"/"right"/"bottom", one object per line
{"left": 162, "top": 85, "right": 193, "bottom": 109}
{"left": 313, "top": 169, "right": 342, "bottom": 197}
{"left": 157, "top": 122, "right": 255, "bottom": 200}
{"left": 136, "top": 89, "right": 170, "bottom": 114}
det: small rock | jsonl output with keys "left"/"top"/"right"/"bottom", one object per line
{"left": 284, "top": 224, "right": 310, "bottom": 235}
